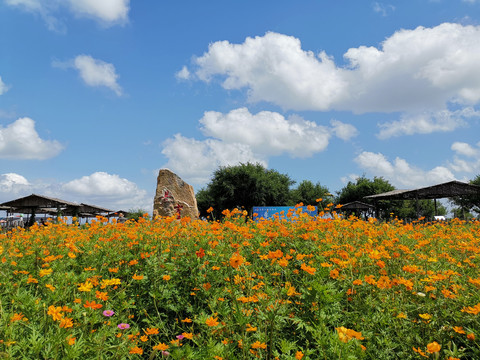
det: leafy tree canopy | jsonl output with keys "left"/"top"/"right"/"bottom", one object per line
{"left": 196, "top": 163, "right": 295, "bottom": 218}
{"left": 288, "top": 180, "right": 331, "bottom": 208}
{"left": 449, "top": 174, "right": 480, "bottom": 218}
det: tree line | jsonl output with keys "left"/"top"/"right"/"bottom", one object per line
{"left": 196, "top": 162, "right": 480, "bottom": 220}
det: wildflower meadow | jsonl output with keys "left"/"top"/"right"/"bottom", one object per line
{"left": 1, "top": 207, "right": 479, "bottom": 359}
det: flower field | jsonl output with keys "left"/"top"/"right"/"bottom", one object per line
{"left": 1, "top": 209, "right": 479, "bottom": 359}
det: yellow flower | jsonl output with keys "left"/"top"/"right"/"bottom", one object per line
{"left": 39, "top": 268, "right": 53, "bottom": 277}
{"left": 419, "top": 313, "right": 431, "bottom": 320}
{"left": 78, "top": 280, "right": 93, "bottom": 292}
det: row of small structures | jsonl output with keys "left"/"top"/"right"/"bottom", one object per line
{"left": 340, "top": 180, "right": 480, "bottom": 219}
{"left": 0, "top": 194, "right": 128, "bottom": 229}
{"left": 2, "top": 180, "right": 479, "bottom": 228}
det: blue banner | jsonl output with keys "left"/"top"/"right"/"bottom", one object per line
{"left": 252, "top": 206, "right": 317, "bottom": 221}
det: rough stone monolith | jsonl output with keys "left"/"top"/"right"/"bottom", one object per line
{"left": 153, "top": 169, "right": 199, "bottom": 220}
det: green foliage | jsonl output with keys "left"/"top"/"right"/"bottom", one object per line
{"left": 196, "top": 163, "right": 295, "bottom": 218}
{"left": 336, "top": 176, "right": 397, "bottom": 218}
{"left": 126, "top": 209, "right": 150, "bottom": 221}
{"left": 288, "top": 180, "right": 330, "bottom": 208}
{"left": 449, "top": 174, "right": 480, "bottom": 218}
{"left": 395, "top": 199, "right": 447, "bottom": 220}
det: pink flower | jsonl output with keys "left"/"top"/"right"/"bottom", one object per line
{"left": 103, "top": 310, "right": 115, "bottom": 317}
{"left": 176, "top": 335, "right": 184, "bottom": 340}
{"left": 118, "top": 323, "right": 130, "bottom": 329}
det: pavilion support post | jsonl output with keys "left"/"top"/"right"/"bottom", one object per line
{"left": 416, "top": 196, "right": 419, "bottom": 219}
{"left": 434, "top": 198, "right": 438, "bottom": 216}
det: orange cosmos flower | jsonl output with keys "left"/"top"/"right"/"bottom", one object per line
{"left": 182, "top": 332, "right": 193, "bottom": 339}
{"left": 461, "top": 303, "right": 480, "bottom": 315}
{"left": 59, "top": 317, "right": 73, "bottom": 328}
{"left": 181, "top": 317, "right": 192, "bottom": 323}
{"left": 162, "top": 275, "right": 171, "bottom": 281}
{"left": 251, "top": 341, "right": 267, "bottom": 349}
{"left": 153, "top": 343, "right": 169, "bottom": 351}
{"left": 10, "top": 313, "right": 27, "bottom": 322}
{"left": 300, "top": 263, "right": 316, "bottom": 275}
{"left": 129, "top": 346, "right": 143, "bottom": 355}
{"left": 205, "top": 316, "right": 219, "bottom": 327}
{"left": 230, "top": 252, "right": 244, "bottom": 269}
{"left": 47, "top": 306, "right": 64, "bottom": 321}
{"left": 95, "top": 291, "right": 109, "bottom": 301}
{"left": 132, "top": 274, "right": 144, "bottom": 280}
{"left": 67, "top": 336, "right": 76, "bottom": 345}
{"left": 84, "top": 300, "right": 103, "bottom": 310}
{"left": 295, "top": 351, "right": 304, "bottom": 359}
{"left": 144, "top": 328, "right": 159, "bottom": 335}
{"left": 426, "top": 341, "right": 441, "bottom": 353}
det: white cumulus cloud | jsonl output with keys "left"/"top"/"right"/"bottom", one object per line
{"left": 5, "top": 0, "right": 129, "bottom": 30}
{"left": 0, "top": 173, "right": 30, "bottom": 194}
{"left": 74, "top": 55, "right": 122, "bottom": 95}
{"left": 175, "top": 66, "right": 191, "bottom": 80}
{"left": 190, "top": 25, "right": 480, "bottom": 112}
{"left": 200, "top": 108, "right": 333, "bottom": 157}
{"left": 376, "top": 108, "right": 479, "bottom": 139}
{"left": 54, "top": 55, "right": 123, "bottom": 95}
{"left": 0, "top": 118, "right": 64, "bottom": 160}
{"left": 449, "top": 141, "right": 480, "bottom": 174}
{"left": 0, "top": 76, "right": 10, "bottom": 95}
{"left": 0, "top": 172, "right": 151, "bottom": 212}
{"left": 67, "top": 0, "right": 129, "bottom": 24}
{"left": 62, "top": 172, "right": 150, "bottom": 210}
{"left": 354, "top": 151, "right": 456, "bottom": 188}
{"left": 161, "top": 134, "right": 265, "bottom": 185}
{"left": 186, "top": 24, "right": 480, "bottom": 136}
{"left": 161, "top": 108, "right": 357, "bottom": 186}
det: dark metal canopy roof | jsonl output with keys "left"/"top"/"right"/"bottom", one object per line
{"left": 340, "top": 201, "right": 375, "bottom": 210}
{"left": 0, "top": 194, "right": 113, "bottom": 217}
{"left": 364, "top": 180, "right": 480, "bottom": 201}
{"left": 0, "top": 193, "right": 79, "bottom": 209}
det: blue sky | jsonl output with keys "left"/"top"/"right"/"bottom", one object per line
{"left": 1, "top": 0, "right": 480, "bottom": 213}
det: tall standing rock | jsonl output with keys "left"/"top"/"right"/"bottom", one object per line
{"left": 153, "top": 169, "right": 199, "bottom": 219}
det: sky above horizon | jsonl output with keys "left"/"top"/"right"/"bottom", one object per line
{"left": 1, "top": 0, "right": 480, "bottom": 213}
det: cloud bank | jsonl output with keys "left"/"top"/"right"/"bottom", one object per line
{"left": 184, "top": 24, "right": 480, "bottom": 137}
{"left": 0, "top": 171, "right": 151, "bottom": 212}
{"left": 162, "top": 108, "right": 357, "bottom": 185}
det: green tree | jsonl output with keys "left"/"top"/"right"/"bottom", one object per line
{"left": 126, "top": 208, "right": 150, "bottom": 221}
{"left": 196, "top": 163, "right": 295, "bottom": 218}
{"left": 335, "top": 176, "right": 397, "bottom": 219}
{"left": 289, "top": 180, "right": 330, "bottom": 209}
{"left": 396, "top": 199, "right": 447, "bottom": 220}
{"left": 449, "top": 174, "right": 480, "bottom": 218}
